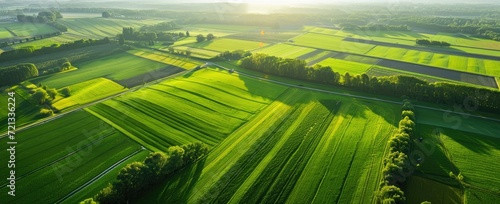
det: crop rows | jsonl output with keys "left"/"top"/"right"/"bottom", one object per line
{"left": 0, "top": 111, "right": 140, "bottom": 203}
{"left": 136, "top": 86, "right": 398, "bottom": 203}
{"left": 366, "top": 46, "right": 500, "bottom": 77}
{"left": 87, "top": 69, "right": 286, "bottom": 151}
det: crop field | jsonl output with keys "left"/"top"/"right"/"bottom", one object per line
{"left": 189, "top": 24, "right": 258, "bottom": 32}
{"left": 404, "top": 176, "right": 463, "bottom": 204}
{"left": 87, "top": 68, "right": 287, "bottom": 152}
{"left": 227, "top": 31, "right": 302, "bottom": 43}
{"left": 60, "top": 18, "right": 164, "bottom": 39}
{"left": 135, "top": 86, "right": 399, "bottom": 203}
{"left": 170, "top": 46, "right": 220, "bottom": 59}
{"left": 254, "top": 43, "right": 315, "bottom": 59}
{"left": 0, "top": 22, "right": 57, "bottom": 39}
{"left": 0, "top": 111, "right": 141, "bottom": 203}
{"left": 290, "top": 33, "right": 376, "bottom": 54}
{"left": 128, "top": 49, "right": 203, "bottom": 69}
{"left": 52, "top": 78, "right": 126, "bottom": 110}
{"left": 63, "top": 150, "right": 150, "bottom": 203}
{"left": 0, "top": 85, "right": 43, "bottom": 131}
{"left": 316, "top": 58, "right": 373, "bottom": 75}
{"left": 30, "top": 52, "right": 174, "bottom": 88}
{"left": 186, "top": 38, "right": 267, "bottom": 52}
{"left": 366, "top": 46, "right": 500, "bottom": 77}
{"left": 366, "top": 66, "right": 470, "bottom": 85}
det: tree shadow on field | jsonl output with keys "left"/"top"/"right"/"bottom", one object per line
{"left": 441, "top": 126, "right": 500, "bottom": 155}
{"left": 133, "top": 158, "right": 206, "bottom": 203}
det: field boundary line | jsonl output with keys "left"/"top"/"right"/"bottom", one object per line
{"left": 84, "top": 108, "right": 156, "bottom": 152}
{"left": 54, "top": 147, "right": 145, "bottom": 204}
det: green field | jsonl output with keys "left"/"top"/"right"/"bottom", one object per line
{"left": 52, "top": 78, "right": 126, "bottom": 110}
{"left": 254, "top": 43, "right": 315, "bottom": 59}
{"left": 135, "top": 87, "right": 398, "bottom": 203}
{"left": 316, "top": 58, "right": 373, "bottom": 75}
{"left": 0, "top": 22, "right": 57, "bottom": 39}
{"left": 0, "top": 111, "right": 140, "bottom": 203}
{"left": 63, "top": 150, "right": 150, "bottom": 203}
{"left": 366, "top": 46, "right": 500, "bottom": 77}
{"left": 60, "top": 18, "right": 164, "bottom": 39}
{"left": 87, "top": 68, "right": 287, "bottom": 152}
{"left": 30, "top": 52, "right": 172, "bottom": 88}
{"left": 186, "top": 38, "right": 267, "bottom": 52}
{"left": 128, "top": 49, "right": 203, "bottom": 69}
{"left": 404, "top": 176, "right": 463, "bottom": 204}
{"left": 291, "top": 33, "right": 376, "bottom": 54}
{"left": 170, "top": 46, "right": 220, "bottom": 59}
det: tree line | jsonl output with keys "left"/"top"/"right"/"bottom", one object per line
{"left": 340, "top": 23, "right": 410, "bottom": 31}
{"left": 416, "top": 39, "right": 451, "bottom": 47}
{"left": 17, "top": 11, "right": 62, "bottom": 23}
{"left": 0, "top": 63, "right": 38, "bottom": 87}
{"left": 391, "top": 17, "right": 500, "bottom": 41}
{"left": 237, "top": 53, "right": 500, "bottom": 113}
{"left": 94, "top": 142, "right": 209, "bottom": 204}
{"left": 0, "top": 37, "right": 110, "bottom": 62}
{"left": 378, "top": 100, "right": 416, "bottom": 203}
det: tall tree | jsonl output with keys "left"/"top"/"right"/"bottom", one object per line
{"left": 196, "top": 34, "right": 206, "bottom": 43}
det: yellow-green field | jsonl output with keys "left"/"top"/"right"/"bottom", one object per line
{"left": 52, "top": 78, "right": 126, "bottom": 110}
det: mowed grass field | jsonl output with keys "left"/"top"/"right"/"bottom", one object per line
{"left": 52, "top": 78, "right": 126, "bottom": 110}
{"left": 254, "top": 43, "right": 315, "bottom": 59}
{"left": 366, "top": 46, "right": 500, "bottom": 77}
{"left": 0, "top": 111, "right": 141, "bottom": 203}
{"left": 30, "top": 51, "right": 180, "bottom": 88}
{"left": 133, "top": 78, "right": 399, "bottom": 203}
{"left": 0, "top": 22, "right": 57, "bottom": 39}
{"left": 87, "top": 68, "right": 287, "bottom": 152}
{"left": 316, "top": 58, "right": 373, "bottom": 75}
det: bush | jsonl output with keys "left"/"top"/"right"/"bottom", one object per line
{"left": 31, "top": 89, "right": 50, "bottom": 104}
{"left": 47, "top": 88, "right": 58, "bottom": 99}
{"left": 61, "top": 61, "right": 71, "bottom": 71}
{"left": 39, "top": 108, "right": 54, "bottom": 117}
{"left": 60, "top": 87, "right": 71, "bottom": 97}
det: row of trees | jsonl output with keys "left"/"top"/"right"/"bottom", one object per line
{"left": 0, "top": 63, "right": 38, "bottom": 86}
{"left": 95, "top": 143, "right": 209, "bottom": 204}
{"left": 379, "top": 100, "right": 416, "bottom": 203}
{"left": 416, "top": 39, "right": 451, "bottom": 46}
{"left": 140, "top": 22, "right": 181, "bottom": 32}
{"left": 392, "top": 17, "right": 500, "bottom": 41}
{"left": 17, "top": 11, "right": 62, "bottom": 23}
{"left": 218, "top": 50, "right": 252, "bottom": 60}
{"left": 0, "top": 37, "right": 110, "bottom": 62}
{"left": 340, "top": 23, "right": 410, "bottom": 31}
{"left": 237, "top": 53, "right": 500, "bottom": 113}
{"left": 196, "top": 33, "right": 215, "bottom": 42}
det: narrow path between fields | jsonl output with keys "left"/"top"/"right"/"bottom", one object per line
{"left": 54, "top": 147, "right": 146, "bottom": 204}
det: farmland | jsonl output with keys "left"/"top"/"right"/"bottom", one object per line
{"left": 0, "top": 22, "right": 57, "bottom": 39}
{"left": 52, "top": 78, "right": 126, "bottom": 110}
{"left": 1, "top": 3, "right": 500, "bottom": 204}
{"left": 87, "top": 68, "right": 287, "bottom": 151}
{"left": 185, "top": 38, "right": 267, "bottom": 52}
{"left": 0, "top": 111, "right": 141, "bottom": 203}
{"left": 135, "top": 86, "right": 398, "bottom": 203}
{"left": 254, "top": 43, "right": 315, "bottom": 59}
{"left": 30, "top": 52, "right": 180, "bottom": 88}
{"left": 316, "top": 58, "right": 372, "bottom": 75}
